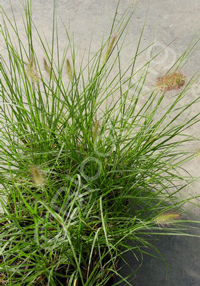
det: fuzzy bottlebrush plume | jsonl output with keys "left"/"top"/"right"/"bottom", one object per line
{"left": 154, "top": 212, "right": 181, "bottom": 227}
{"left": 43, "top": 58, "right": 56, "bottom": 80}
{"left": 27, "top": 57, "right": 40, "bottom": 83}
{"left": 66, "top": 59, "right": 74, "bottom": 82}
{"left": 156, "top": 71, "right": 185, "bottom": 92}
{"left": 31, "top": 166, "right": 46, "bottom": 187}
{"left": 103, "top": 34, "right": 117, "bottom": 63}
{"left": 92, "top": 120, "right": 100, "bottom": 142}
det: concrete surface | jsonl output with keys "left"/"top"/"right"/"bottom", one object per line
{"left": 1, "top": 0, "right": 200, "bottom": 285}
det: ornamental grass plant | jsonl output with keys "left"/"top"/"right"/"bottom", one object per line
{"left": 1, "top": 1, "right": 200, "bottom": 285}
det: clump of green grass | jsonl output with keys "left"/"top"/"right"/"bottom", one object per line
{"left": 0, "top": 1, "right": 200, "bottom": 285}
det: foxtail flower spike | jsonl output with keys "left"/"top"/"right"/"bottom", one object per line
{"left": 92, "top": 120, "right": 100, "bottom": 142}
{"left": 31, "top": 166, "right": 46, "bottom": 187}
{"left": 27, "top": 57, "right": 40, "bottom": 83}
{"left": 156, "top": 71, "right": 185, "bottom": 91}
{"left": 154, "top": 212, "right": 180, "bottom": 227}
{"left": 66, "top": 59, "right": 74, "bottom": 82}
{"left": 103, "top": 34, "right": 117, "bottom": 64}
{"left": 43, "top": 58, "right": 56, "bottom": 80}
